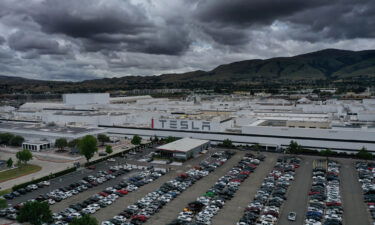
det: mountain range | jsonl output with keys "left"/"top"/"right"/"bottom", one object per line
{"left": 1, "top": 48, "right": 375, "bottom": 94}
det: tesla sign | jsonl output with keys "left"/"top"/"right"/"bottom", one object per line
{"left": 157, "top": 119, "right": 211, "bottom": 131}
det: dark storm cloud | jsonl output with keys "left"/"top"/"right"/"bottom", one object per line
{"left": 195, "top": 0, "right": 330, "bottom": 26}
{"left": 8, "top": 31, "right": 70, "bottom": 55}
{"left": 286, "top": 0, "right": 375, "bottom": 40}
{"left": 0, "top": 36, "right": 5, "bottom": 45}
{"left": 0, "top": 0, "right": 374, "bottom": 81}
{"left": 29, "top": 0, "right": 191, "bottom": 55}
{"left": 194, "top": 0, "right": 375, "bottom": 44}
{"left": 33, "top": 0, "right": 151, "bottom": 38}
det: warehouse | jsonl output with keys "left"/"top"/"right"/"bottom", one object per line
{"left": 156, "top": 138, "right": 210, "bottom": 160}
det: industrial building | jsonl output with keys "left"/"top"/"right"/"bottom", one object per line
{"left": 1, "top": 92, "right": 375, "bottom": 153}
{"left": 156, "top": 138, "right": 210, "bottom": 160}
{"left": 0, "top": 121, "right": 107, "bottom": 144}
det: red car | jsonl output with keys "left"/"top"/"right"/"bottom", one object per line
{"left": 117, "top": 189, "right": 129, "bottom": 195}
{"left": 87, "top": 165, "right": 96, "bottom": 170}
{"left": 99, "top": 192, "right": 109, "bottom": 197}
{"left": 308, "top": 191, "right": 320, "bottom": 195}
{"left": 132, "top": 215, "right": 148, "bottom": 222}
{"left": 326, "top": 202, "right": 341, "bottom": 206}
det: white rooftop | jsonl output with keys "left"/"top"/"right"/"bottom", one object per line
{"left": 157, "top": 138, "right": 209, "bottom": 152}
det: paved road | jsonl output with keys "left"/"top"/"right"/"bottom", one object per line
{"left": 339, "top": 159, "right": 371, "bottom": 225}
{"left": 94, "top": 149, "right": 225, "bottom": 222}
{"left": 278, "top": 157, "right": 313, "bottom": 225}
{"left": 145, "top": 152, "right": 248, "bottom": 225}
{"left": 211, "top": 153, "right": 278, "bottom": 225}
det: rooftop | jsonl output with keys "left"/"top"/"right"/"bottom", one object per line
{"left": 0, "top": 121, "right": 105, "bottom": 135}
{"left": 156, "top": 138, "right": 209, "bottom": 152}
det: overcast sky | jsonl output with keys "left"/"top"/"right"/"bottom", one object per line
{"left": 0, "top": 0, "right": 374, "bottom": 81}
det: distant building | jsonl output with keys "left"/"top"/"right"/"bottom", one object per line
{"left": 63, "top": 93, "right": 110, "bottom": 105}
{"left": 156, "top": 138, "right": 210, "bottom": 160}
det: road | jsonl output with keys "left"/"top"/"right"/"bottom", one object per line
{"left": 339, "top": 159, "right": 371, "bottom": 225}
{"left": 278, "top": 157, "right": 313, "bottom": 225}
{"left": 211, "top": 153, "right": 278, "bottom": 225}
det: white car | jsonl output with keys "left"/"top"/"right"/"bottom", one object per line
{"left": 288, "top": 212, "right": 296, "bottom": 221}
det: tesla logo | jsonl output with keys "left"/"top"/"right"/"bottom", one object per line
{"left": 158, "top": 120, "right": 211, "bottom": 131}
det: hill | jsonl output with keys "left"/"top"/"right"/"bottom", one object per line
{"left": 1, "top": 48, "right": 375, "bottom": 94}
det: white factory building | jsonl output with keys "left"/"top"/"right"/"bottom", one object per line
{"left": 1, "top": 92, "right": 375, "bottom": 153}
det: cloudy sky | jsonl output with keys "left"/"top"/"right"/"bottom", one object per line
{"left": 0, "top": 0, "right": 374, "bottom": 81}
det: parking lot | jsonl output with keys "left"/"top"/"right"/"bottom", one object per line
{"left": 0, "top": 148, "right": 374, "bottom": 225}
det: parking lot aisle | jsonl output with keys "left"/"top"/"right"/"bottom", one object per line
{"left": 94, "top": 150, "right": 224, "bottom": 222}
{"left": 211, "top": 154, "right": 278, "bottom": 225}
{"left": 278, "top": 157, "right": 313, "bottom": 225}
{"left": 50, "top": 170, "right": 139, "bottom": 213}
{"left": 340, "top": 160, "right": 371, "bottom": 225}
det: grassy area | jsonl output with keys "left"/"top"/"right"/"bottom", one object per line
{"left": 0, "top": 164, "right": 42, "bottom": 183}
{"left": 0, "top": 188, "right": 11, "bottom": 196}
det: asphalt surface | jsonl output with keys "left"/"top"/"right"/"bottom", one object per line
{"left": 211, "top": 153, "right": 278, "bottom": 225}
{"left": 145, "top": 151, "right": 249, "bottom": 225}
{"left": 278, "top": 157, "right": 313, "bottom": 225}
{"left": 2, "top": 150, "right": 373, "bottom": 225}
{"left": 339, "top": 159, "right": 371, "bottom": 225}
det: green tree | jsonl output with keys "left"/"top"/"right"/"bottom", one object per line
{"left": 6, "top": 157, "right": 13, "bottom": 168}
{"left": 357, "top": 147, "right": 373, "bottom": 160}
{"left": 16, "top": 149, "right": 33, "bottom": 165}
{"left": 222, "top": 139, "right": 233, "bottom": 148}
{"left": 164, "top": 136, "right": 178, "bottom": 143}
{"left": 252, "top": 143, "right": 261, "bottom": 152}
{"left": 320, "top": 149, "right": 333, "bottom": 157}
{"left": 286, "top": 141, "right": 302, "bottom": 154}
{"left": 17, "top": 201, "right": 53, "bottom": 225}
{"left": 69, "top": 214, "right": 98, "bottom": 225}
{"left": 105, "top": 145, "right": 113, "bottom": 154}
{"left": 55, "top": 138, "right": 68, "bottom": 151}
{"left": 97, "top": 134, "right": 110, "bottom": 146}
{"left": 0, "top": 198, "right": 7, "bottom": 209}
{"left": 68, "top": 139, "right": 80, "bottom": 149}
{"left": 9, "top": 135, "right": 24, "bottom": 146}
{"left": 131, "top": 135, "right": 142, "bottom": 145}
{"left": 78, "top": 135, "right": 98, "bottom": 162}
{"left": 0, "top": 133, "right": 15, "bottom": 145}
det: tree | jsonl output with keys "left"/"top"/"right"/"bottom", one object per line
{"left": 69, "top": 214, "right": 98, "bottom": 225}
{"left": 9, "top": 135, "right": 24, "bottom": 146}
{"left": 97, "top": 134, "right": 110, "bottom": 146}
{"left": 68, "top": 139, "right": 80, "bottom": 149}
{"left": 252, "top": 143, "right": 261, "bottom": 152}
{"left": 16, "top": 149, "right": 33, "bottom": 165}
{"left": 6, "top": 157, "right": 13, "bottom": 168}
{"left": 0, "top": 133, "right": 14, "bottom": 145}
{"left": 286, "top": 141, "right": 302, "bottom": 154}
{"left": 55, "top": 138, "right": 68, "bottom": 151}
{"left": 17, "top": 201, "right": 53, "bottom": 225}
{"left": 0, "top": 198, "right": 7, "bottom": 209}
{"left": 78, "top": 135, "right": 98, "bottom": 162}
{"left": 357, "top": 147, "right": 373, "bottom": 160}
{"left": 222, "top": 139, "right": 233, "bottom": 148}
{"left": 131, "top": 135, "right": 142, "bottom": 145}
{"left": 164, "top": 136, "right": 178, "bottom": 143}
{"left": 105, "top": 145, "right": 113, "bottom": 154}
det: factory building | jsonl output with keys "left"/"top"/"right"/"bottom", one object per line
{"left": 156, "top": 138, "right": 210, "bottom": 160}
